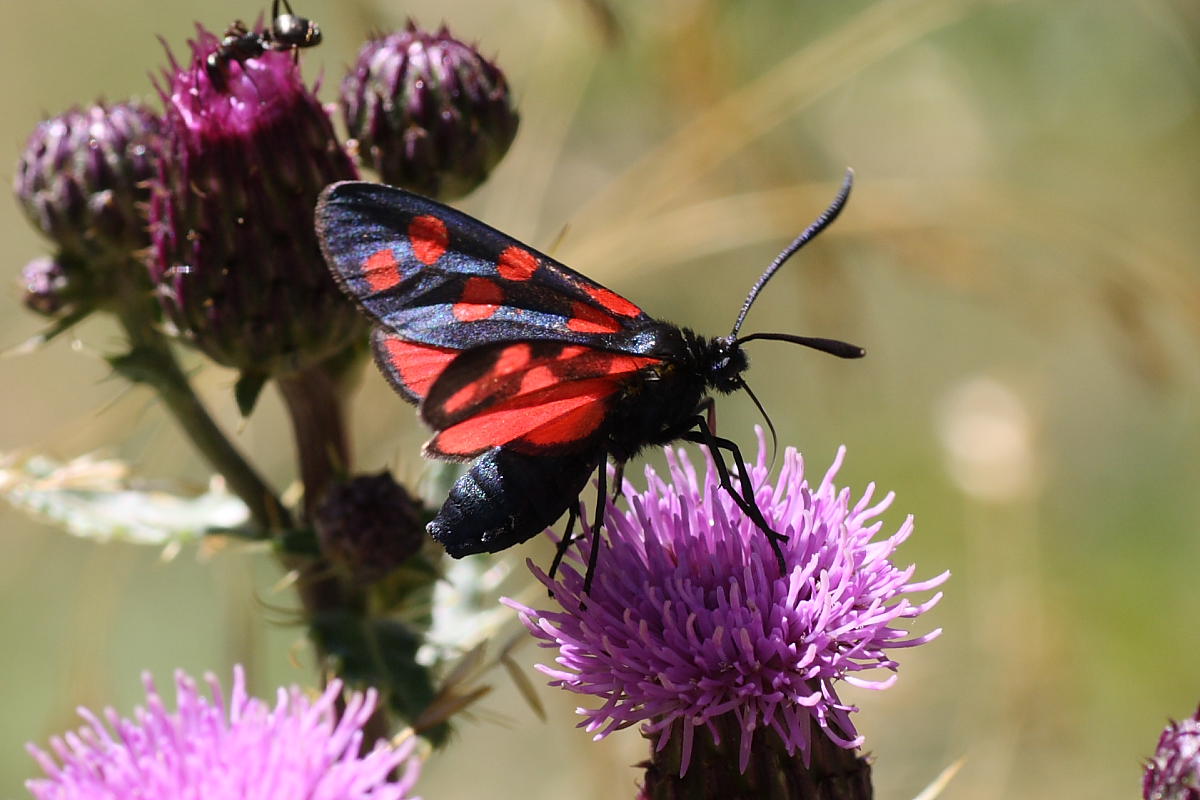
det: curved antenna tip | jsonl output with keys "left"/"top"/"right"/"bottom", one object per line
{"left": 729, "top": 171, "right": 857, "bottom": 337}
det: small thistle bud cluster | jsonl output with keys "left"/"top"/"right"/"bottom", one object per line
{"left": 20, "top": 255, "right": 87, "bottom": 318}
{"left": 14, "top": 19, "right": 519, "bottom": 368}
{"left": 13, "top": 103, "right": 161, "bottom": 318}
{"left": 341, "top": 23, "right": 520, "bottom": 200}
{"left": 315, "top": 471, "right": 427, "bottom": 581}
{"left": 15, "top": 102, "right": 161, "bottom": 260}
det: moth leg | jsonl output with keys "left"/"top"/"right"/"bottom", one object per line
{"left": 683, "top": 418, "right": 787, "bottom": 573}
{"left": 611, "top": 460, "right": 626, "bottom": 502}
{"left": 694, "top": 396, "right": 717, "bottom": 433}
{"left": 547, "top": 504, "right": 578, "bottom": 587}
{"left": 582, "top": 451, "right": 608, "bottom": 597}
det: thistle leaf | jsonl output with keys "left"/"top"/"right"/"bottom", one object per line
{"left": 0, "top": 452, "right": 249, "bottom": 545}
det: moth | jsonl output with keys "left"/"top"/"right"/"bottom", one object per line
{"left": 316, "top": 171, "right": 863, "bottom": 590}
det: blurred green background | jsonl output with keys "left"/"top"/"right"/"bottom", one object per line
{"left": 2, "top": 0, "right": 1198, "bottom": 797}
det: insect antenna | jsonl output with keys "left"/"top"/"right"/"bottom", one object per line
{"left": 737, "top": 377, "right": 779, "bottom": 469}
{"left": 734, "top": 331, "right": 864, "bottom": 359}
{"left": 729, "top": 168, "right": 854, "bottom": 338}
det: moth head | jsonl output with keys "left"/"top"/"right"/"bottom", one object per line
{"left": 706, "top": 335, "right": 749, "bottom": 394}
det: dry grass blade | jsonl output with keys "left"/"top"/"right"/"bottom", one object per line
{"left": 479, "top": 18, "right": 597, "bottom": 237}
{"left": 568, "top": 0, "right": 621, "bottom": 46}
{"left": 440, "top": 641, "right": 490, "bottom": 691}
{"left": 561, "top": 180, "right": 858, "bottom": 275}
{"left": 569, "top": 0, "right": 990, "bottom": 234}
{"left": 911, "top": 757, "right": 965, "bottom": 800}
{"left": 574, "top": 176, "right": 1197, "bottom": 310}
{"left": 501, "top": 650, "right": 546, "bottom": 721}
{"left": 413, "top": 684, "right": 493, "bottom": 734}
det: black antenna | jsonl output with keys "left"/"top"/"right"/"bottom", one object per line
{"left": 738, "top": 377, "right": 779, "bottom": 468}
{"left": 734, "top": 332, "right": 864, "bottom": 359}
{"left": 729, "top": 168, "right": 854, "bottom": 338}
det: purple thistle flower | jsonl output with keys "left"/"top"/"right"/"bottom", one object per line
{"left": 1145, "top": 706, "right": 1200, "bottom": 800}
{"left": 26, "top": 666, "right": 421, "bottom": 800}
{"left": 505, "top": 430, "right": 948, "bottom": 777}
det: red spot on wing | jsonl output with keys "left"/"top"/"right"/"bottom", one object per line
{"left": 518, "top": 349, "right": 656, "bottom": 395}
{"left": 444, "top": 382, "right": 478, "bottom": 415}
{"left": 444, "top": 343, "right": 536, "bottom": 414}
{"left": 378, "top": 336, "right": 458, "bottom": 400}
{"left": 364, "top": 248, "right": 402, "bottom": 292}
{"left": 453, "top": 277, "right": 504, "bottom": 321}
{"left": 423, "top": 344, "right": 659, "bottom": 438}
{"left": 439, "top": 345, "right": 547, "bottom": 417}
{"left": 566, "top": 302, "right": 621, "bottom": 334}
{"left": 601, "top": 353, "right": 660, "bottom": 376}
{"left": 518, "top": 401, "right": 609, "bottom": 448}
{"left": 408, "top": 215, "right": 448, "bottom": 265}
{"left": 495, "top": 343, "right": 534, "bottom": 375}
{"left": 431, "top": 377, "right": 617, "bottom": 456}
{"left": 519, "top": 365, "right": 557, "bottom": 395}
{"left": 497, "top": 246, "right": 539, "bottom": 281}
{"left": 585, "top": 285, "right": 641, "bottom": 318}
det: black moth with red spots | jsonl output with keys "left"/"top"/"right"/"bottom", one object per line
{"left": 316, "top": 171, "right": 864, "bottom": 591}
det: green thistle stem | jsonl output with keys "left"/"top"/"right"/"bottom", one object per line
{"left": 275, "top": 359, "right": 394, "bottom": 748}
{"left": 276, "top": 364, "right": 352, "bottom": 517}
{"left": 107, "top": 263, "right": 291, "bottom": 534}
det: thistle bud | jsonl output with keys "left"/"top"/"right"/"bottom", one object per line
{"left": 1144, "top": 706, "right": 1200, "bottom": 800}
{"left": 340, "top": 23, "right": 519, "bottom": 200}
{"left": 14, "top": 103, "right": 161, "bottom": 259}
{"left": 314, "top": 471, "right": 426, "bottom": 582}
{"left": 20, "top": 254, "right": 91, "bottom": 318}
{"left": 149, "top": 28, "right": 363, "bottom": 376}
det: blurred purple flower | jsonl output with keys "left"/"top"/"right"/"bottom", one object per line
{"left": 1145, "top": 706, "right": 1200, "bottom": 800}
{"left": 26, "top": 666, "right": 421, "bottom": 800}
{"left": 505, "top": 430, "right": 948, "bottom": 775}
